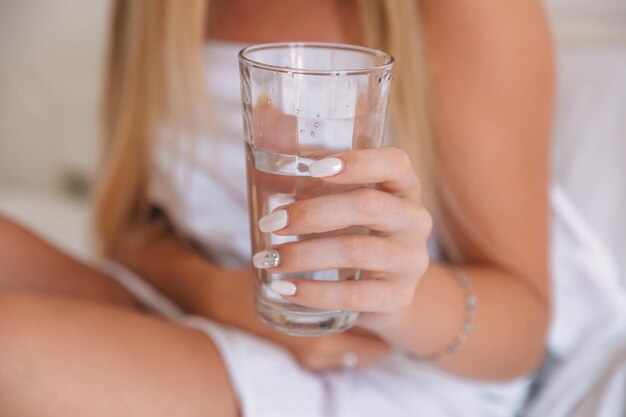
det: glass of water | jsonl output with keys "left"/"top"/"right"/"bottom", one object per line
{"left": 238, "top": 42, "right": 394, "bottom": 336}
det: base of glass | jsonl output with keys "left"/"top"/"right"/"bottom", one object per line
{"left": 256, "top": 299, "right": 358, "bottom": 337}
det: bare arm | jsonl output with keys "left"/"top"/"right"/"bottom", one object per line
{"left": 114, "top": 234, "right": 391, "bottom": 370}
{"left": 0, "top": 214, "right": 134, "bottom": 307}
{"left": 113, "top": 234, "right": 257, "bottom": 330}
{"left": 378, "top": 0, "right": 554, "bottom": 379}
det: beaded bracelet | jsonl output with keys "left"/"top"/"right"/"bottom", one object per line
{"left": 410, "top": 269, "right": 477, "bottom": 362}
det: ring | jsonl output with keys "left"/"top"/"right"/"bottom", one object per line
{"left": 340, "top": 351, "right": 359, "bottom": 368}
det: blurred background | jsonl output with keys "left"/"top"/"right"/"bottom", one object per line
{"left": 0, "top": 0, "right": 625, "bottom": 272}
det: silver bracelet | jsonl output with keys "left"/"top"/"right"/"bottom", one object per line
{"left": 410, "top": 269, "right": 477, "bottom": 362}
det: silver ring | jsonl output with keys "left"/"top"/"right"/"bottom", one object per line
{"left": 340, "top": 351, "right": 359, "bottom": 368}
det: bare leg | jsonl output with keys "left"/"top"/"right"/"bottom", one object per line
{"left": 0, "top": 214, "right": 134, "bottom": 307}
{"left": 0, "top": 291, "right": 239, "bottom": 417}
{"left": 0, "top": 215, "right": 238, "bottom": 415}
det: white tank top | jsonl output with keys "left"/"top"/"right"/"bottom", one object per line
{"left": 546, "top": 0, "right": 626, "bottom": 43}
{"left": 149, "top": 41, "right": 252, "bottom": 266}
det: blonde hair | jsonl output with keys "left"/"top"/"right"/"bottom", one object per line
{"left": 95, "top": 0, "right": 436, "bottom": 256}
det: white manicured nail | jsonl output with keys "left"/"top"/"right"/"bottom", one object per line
{"left": 253, "top": 250, "right": 281, "bottom": 269}
{"left": 270, "top": 280, "right": 297, "bottom": 296}
{"left": 309, "top": 158, "right": 343, "bottom": 177}
{"left": 258, "top": 210, "right": 288, "bottom": 233}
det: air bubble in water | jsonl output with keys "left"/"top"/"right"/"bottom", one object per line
{"left": 299, "top": 129, "right": 305, "bottom": 134}
{"left": 287, "top": 72, "right": 295, "bottom": 78}
{"left": 310, "top": 131, "right": 315, "bottom": 137}
{"left": 313, "top": 122, "right": 320, "bottom": 127}
{"left": 316, "top": 113, "right": 320, "bottom": 117}
{"left": 295, "top": 108, "right": 300, "bottom": 114}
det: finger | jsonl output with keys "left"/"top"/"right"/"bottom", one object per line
{"left": 253, "top": 235, "right": 413, "bottom": 275}
{"left": 308, "top": 147, "right": 420, "bottom": 199}
{"left": 295, "top": 331, "right": 391, "bottom": 371}
{"left": 272, "top": 278, "right": 418, "bottom": 314}
{"left": 259, "top": 188, "right": 421, "bottom": 236}
{"left": 328, "top": 332, "right": 391, "bottom": 369}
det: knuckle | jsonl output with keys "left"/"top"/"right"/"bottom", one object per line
{"left": 290, "top": 200, "right": 315, "bottom": 227}
{"left": 354, "top": 188, "right": 384, "bottom": 218}
{"left": 405, "top": 204, "right": 421, "bottom": 227}
{"left": 385, "top": 242, "right": 405, "bottom": 269}
{"left": 389, "top": 195, "right": 408, "bottom": 219}
{"left": 392, "top": 148, "right": 414, "bottom": 176}
{"left": 412, "top": 175, "right": 423, "bottom": 196}
{"left": 398, "top": 284, "right": 416, "bottom": 309}
{"left": 340, "top": 235, "right": 367, "bottom": 265}
{"left": 414, "top": 251, "right": 430, "bottom": 276}
{"left": 387, "top": 198, "right": 411, "bottom": 229}
{"left": 415, "top": 207, "right": 433, "bottom": 236}
{"left": 387, "top": 147, "right": 420, "bottom": 193}
{"left": 343, "top": 283, "right": 365, "bottom": 309}
{"left": 408, "top": 206, "right": 433, "bottom": 237}
{"left": 411, "top": 250, "right": 430, "bottom": 278}
{"left": 374, "top": 285, "right": 405, "bottom": 314}
{"left": 389, "top": 147, "right": 411, "bottom": 168}
{"left": 371, "top": 285, "right": 389, "bottom": 308}
{"left": 381, "top": 282, "right": 415, "bottom": 313}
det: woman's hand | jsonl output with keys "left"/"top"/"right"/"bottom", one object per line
{"left": 253, "top": 147, "right": 432, "bottom": 331}
{"left": 115, "top": 232, "right": 391, "bottom": 371}
{"left": 203, "top": 268, "right": 391, "bottom": 371}
{"left": 263, "top": 328, "right": 391, "bottom": 371}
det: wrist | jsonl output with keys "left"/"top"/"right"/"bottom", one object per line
{"left": 407, "top": 270, "right": 477, "bottom": 362}
{"left": 359, "top": 263, "right": 467, "bottom": 356}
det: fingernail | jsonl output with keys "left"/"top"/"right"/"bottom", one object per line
{"left": 253, "top": 249, "right": 281, "bottom": 269}
{"left": 309, "top": 158, "right": 343, "bottom": 177}
{"left": 258, "top": 210, "right": 288, "bottom": 233}
{"left": 270, "top": 280, "right": 297, "bottom": 296}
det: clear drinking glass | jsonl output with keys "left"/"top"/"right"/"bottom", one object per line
{"left": 239, "top": 42, "right": 394, "bottom": 336}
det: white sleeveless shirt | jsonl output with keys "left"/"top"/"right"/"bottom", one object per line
{"left": 149, "top": 41, "right": 252, "bottom": 266}
{"left": 546, "top": 0, "right": 626, "bottom": 43}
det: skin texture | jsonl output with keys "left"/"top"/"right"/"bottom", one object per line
{"left": 0, "top": 0, "right": 554, "bottom": 414}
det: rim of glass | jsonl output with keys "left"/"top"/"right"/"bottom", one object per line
{"left": 238, "top": 42, "right": 394, "bottom": 76}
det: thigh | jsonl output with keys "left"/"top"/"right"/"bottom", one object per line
{"left": 0, "top": 214, "right": 134, "bottom": 307}
{"left": 0, "top": 291, "right": 238, "bottom": 417}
